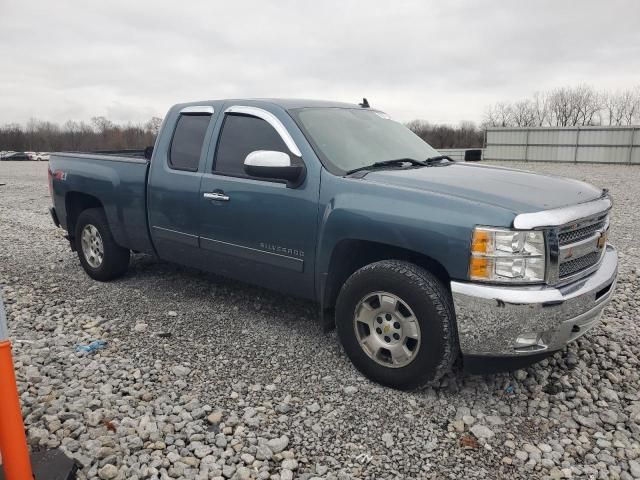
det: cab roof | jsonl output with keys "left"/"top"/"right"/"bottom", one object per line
{"left": 253, "top": 98, "right": 361, "bottom": 110}
{"left": 175, "top": 98, "right": 364, "bottom": 112}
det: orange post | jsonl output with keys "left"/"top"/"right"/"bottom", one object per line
{"left": 0, "top": 297, "right": 34, "bottom": 480}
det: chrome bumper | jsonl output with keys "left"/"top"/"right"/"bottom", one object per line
{"left": 451, "top": 245, "right": 618, "bottom": 357}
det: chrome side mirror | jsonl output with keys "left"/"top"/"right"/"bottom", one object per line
{"left": 243, "top": 150, "right": 305, "bottom": 187}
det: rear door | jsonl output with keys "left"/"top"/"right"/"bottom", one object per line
{"left": 197, "top": 105, "right": 320, "bottom": 298}
{"left": 147, "top": 105, "right": 218, "bottom": 267}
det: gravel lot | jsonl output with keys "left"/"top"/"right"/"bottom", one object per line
{"left": 1, "top": 160, "right": 639, "bottom": 480}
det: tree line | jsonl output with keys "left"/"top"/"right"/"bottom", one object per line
{"left": 1, "top": 84, "right": 638, "bottom": 153}
{"left": 405, "top": 120, "right": 484, "bottom": 149}
{"left": 0, "top": 116, "right": 163, "bottom": 152}
{"left": 2, "top": 114, "right": 485, "bottom": 152}
{"left": 483, "top": 84, "right": 640, "bottom": 128}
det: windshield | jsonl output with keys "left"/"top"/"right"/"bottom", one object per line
{"left": 292, "top": 108, "right": 441, "bottom": 175}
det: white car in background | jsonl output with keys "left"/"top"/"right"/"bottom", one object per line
{"left": 36, "top": 152, "right": 50, "bottom": 161}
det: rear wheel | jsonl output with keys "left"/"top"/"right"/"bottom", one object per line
{"left": 335, "top": 260, "right": 458, "bottom": 390}
{"left": 74, "top": 208, "right": 130, "bottom": 281}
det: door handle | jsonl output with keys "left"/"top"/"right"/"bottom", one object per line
{"left": 204, "top": 192, "right": 230, "bottom": 202}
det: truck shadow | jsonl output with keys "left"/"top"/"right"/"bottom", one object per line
{"left": 120, "top": 253, "right": 576, "bottom": 395}
{"left": 125, "top": 253, "right": 319, "bottom": 327}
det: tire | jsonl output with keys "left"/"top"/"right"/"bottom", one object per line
{"left": 74, "top": 208, "right": 130, "bottom": 281}
{"left": 335, "top": 260, "right": 458, "bottom": 390}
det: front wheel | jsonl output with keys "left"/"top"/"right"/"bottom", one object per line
{"left": 74, "top": 208, "right": 130, "bottom": 281}
{"left": 335, "top": 260, "right": 458, "bottom": 390}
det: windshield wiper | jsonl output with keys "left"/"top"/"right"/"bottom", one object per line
{"left": 346, "top": 158, "right": 426, "bottom": 175}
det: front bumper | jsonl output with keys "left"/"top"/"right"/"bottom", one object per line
{"left": 451, "top": 245, "right": 618, "bottom": 364}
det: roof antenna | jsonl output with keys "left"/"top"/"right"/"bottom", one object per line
{"left": 359, "top": 97, "right": 370, "bottom": 108}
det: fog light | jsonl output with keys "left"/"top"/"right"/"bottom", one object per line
{"left": 514, "top": 332, "right": 543, "bottom": 348}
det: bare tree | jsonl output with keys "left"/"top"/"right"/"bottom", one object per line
{"left": 511, "top": 100, "right": 537, "bottom": 127}
{"left": 91, "top": 116, "right": 114, "bottom": 134}
{"left": 482, "top": 102, "right": 514, "bottom": 128}
{"left": 607, "top": 87, "right": 640, "bottom": 125}
{"left": 532, "top": 91, "right": 550, "bottom": 126}
{"left": 145, "top": 117, "right": 163, "bottom": 136}
{"left": 63, "top": 120, "right": 81, "bottom": 150}
{"left": 572, "top": 85, "right": 601, "bottom": 126}
{"left": 487, "top": 84, "right": 619, "bottom": 128}
{"left": 625, "top": 87, "right": 640, "bottom": 125}
{"left": 548, "top": 87, "right": 576, "bottom": 127}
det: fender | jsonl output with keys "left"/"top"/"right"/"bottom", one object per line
{"left": 315, "top": 169, "right": 518, "bottom": 311}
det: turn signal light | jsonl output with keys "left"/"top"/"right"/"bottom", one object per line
{"left": 470, "top": 257, "right": 489, "bottom": 278}
{"left": 471, "top": 229, "right": 490, "bottom": 254}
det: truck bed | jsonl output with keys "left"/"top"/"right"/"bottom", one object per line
{"left": 49, "top": 151, "right": 154, "bottom": 255}
{"left": 52, "top": 150, "right": 149, "bottom": 163}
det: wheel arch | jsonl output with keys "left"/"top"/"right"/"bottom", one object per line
{"left": 65, "top": 192, "right": 104, "bottom": 242}
{"left": 320, "top": 239, "right": 452, "bottom": 329}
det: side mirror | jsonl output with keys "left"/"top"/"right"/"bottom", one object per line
{"left": 244, "top": 150, "right": 305, "bottom": 187}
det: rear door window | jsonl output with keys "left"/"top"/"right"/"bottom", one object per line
{"left": 214, "top": 114, "right": 288, "bottom": 177}
{"left": 169, "top": 114, "right": 211, "bottom": 171}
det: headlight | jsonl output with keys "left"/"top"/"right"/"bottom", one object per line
{"left": 470, "top": 227, "right": 546, "bottom": 283}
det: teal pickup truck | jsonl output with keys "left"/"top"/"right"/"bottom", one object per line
{"left": 48, "top": 99, "right": 618, "bottom": 389}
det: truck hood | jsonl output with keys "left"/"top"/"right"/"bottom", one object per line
{"left": 363, "top": 162, "right": 603, "bottom": 214}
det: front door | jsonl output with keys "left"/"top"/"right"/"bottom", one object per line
{"left": 197, "top": 107, "right": 319, "bottom": 298}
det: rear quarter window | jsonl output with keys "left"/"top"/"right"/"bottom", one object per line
{"left": 169, "top": 114, "right": 211, "bottom": 171}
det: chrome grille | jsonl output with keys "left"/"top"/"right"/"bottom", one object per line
{"left": 559, "top": 218, "right": 607, "bottom": 246}
{"left": 559, "top": 251, "right": 601, "bottom": 277}
{"left": 556, "top": 212, "right": 608, "bottom": 281}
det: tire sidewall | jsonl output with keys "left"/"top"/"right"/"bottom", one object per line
{"left": 336, "top": 262, "right": 453, "bottom": 389}
{"left": 74, "top": 209, "right": 128, "bottom": 281}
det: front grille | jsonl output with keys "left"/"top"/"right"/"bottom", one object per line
{"left": 559, "top": 218, "right": 607, "bottom": 245}
{"left": 559, "top": 251, "right": 601, "bottom": 277}
{"left": 554, "top": 212, "right": 608, "bottom": 281}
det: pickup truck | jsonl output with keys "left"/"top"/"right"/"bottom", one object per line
{"left": 48, "top": 99, "right": 618, "bottom": 389}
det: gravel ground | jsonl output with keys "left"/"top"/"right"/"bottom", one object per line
{"left": 0, "top": 160, "right": 639, "bottom": 480}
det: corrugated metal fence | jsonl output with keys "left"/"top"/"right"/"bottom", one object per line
{"left": 484, "top": 126, "right": 640, "bottom": 164}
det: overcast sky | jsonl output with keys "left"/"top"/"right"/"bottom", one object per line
{"left": 1, "top": 0, "right": 639, "bottom": 126}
